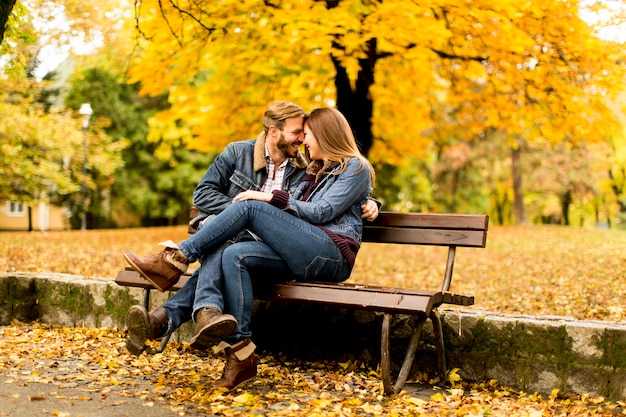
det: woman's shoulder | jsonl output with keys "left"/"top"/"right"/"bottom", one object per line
{"left": 345, "top": 156, "right": 363, "bottom": 165}
{"left": 345, "top": 156, "right": 370, "bottom": 171}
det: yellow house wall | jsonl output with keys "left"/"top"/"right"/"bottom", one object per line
{"left": 0, "top": 201, "right": 70, "bottom": 231}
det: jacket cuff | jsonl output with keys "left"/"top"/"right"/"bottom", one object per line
{"left": 269, "top": 190, "right": 290, "bottom": 209}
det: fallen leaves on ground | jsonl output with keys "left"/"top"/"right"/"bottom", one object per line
{"left": 0, "top": 323, "right": 623, "bottom": 416}
{"left": 1, "top": 224, "right": 625, "bottom": 322}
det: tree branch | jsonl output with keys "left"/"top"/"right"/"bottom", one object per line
{"left": 0, "top": 0, "right": 17, "bottom": 44}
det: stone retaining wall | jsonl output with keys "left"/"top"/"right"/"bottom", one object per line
{"left": 1, "top": 272, "right": 624, "bottom": 400}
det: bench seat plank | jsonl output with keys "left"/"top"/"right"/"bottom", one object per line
{"left": 268, "top": 281, "right": 441, "bottom": 315}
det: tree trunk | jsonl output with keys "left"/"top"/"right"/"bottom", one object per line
{"left": 560, "top": 189, "right": 572, "bottom": 226}
{"left": 609, "top": 167, "right": 626, "bottom": 214}
{"left": 0, "top": 0, "right": 17, "bottom": 44}
{"left": 493, "top": 190, "right": 508, "bottom": 225}
{"left": 27, "top": 206, "right": 32, "bottom": 232}
{"left": 511, "top": 146, "right": 527, "bottom": 225}
{"left": 332, "top": 39, "right": 376, "bottom": 157}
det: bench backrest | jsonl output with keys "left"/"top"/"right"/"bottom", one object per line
{"left": 363, "top": 212, "right": 488, "bottom": 247}
{"left": 363, "top": 212, "right": 489, "bottom": 292}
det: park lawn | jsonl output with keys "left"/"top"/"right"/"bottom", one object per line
{"left": 1, "top": 224, "right": 625, "bottom": 323}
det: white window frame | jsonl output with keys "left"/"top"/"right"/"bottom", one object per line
{"left": 7, "top": 201, "right": 25, "bottom": 217}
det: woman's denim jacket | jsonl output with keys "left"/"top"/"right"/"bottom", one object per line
{"left": 284, "top": 158, "right": 373, "bottom": 244}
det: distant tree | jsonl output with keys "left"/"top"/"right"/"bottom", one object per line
{"left": 0, "top": 77, "right": 124, "bottom": 220}
{"left": 65, "top": 67, "right": 214, "bottom": 227}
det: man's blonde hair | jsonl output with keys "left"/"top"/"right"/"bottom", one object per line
{"left": 263, "top": 101, "right": 305, "bottom": 133}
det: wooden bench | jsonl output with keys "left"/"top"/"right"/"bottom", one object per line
{"left": 115, "top": 211, "right": 489, "bottom": 394}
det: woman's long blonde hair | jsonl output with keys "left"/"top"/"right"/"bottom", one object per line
{"left": 305, "top": 107, "right": 375, "bottom": 187}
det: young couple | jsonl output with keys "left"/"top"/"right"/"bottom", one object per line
{"left": 123, "top": 102, "right": 377, "bottom": 391}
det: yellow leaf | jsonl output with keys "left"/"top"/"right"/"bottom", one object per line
{"left": 233, "top": 392, "right": 256, "bottom": 404}
{"left": 447, "top": 368, "right": 462, "bottom": 386}
{"left": 430, "top": 392, "right": 446, "bottom": 402}
{"left": 550, "top": 388, "right": 560, "bottom": 400}
{"left": 407, "top": 397, "right": 427, "bottom": 406}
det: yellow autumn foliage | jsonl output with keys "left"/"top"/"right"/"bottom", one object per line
{"left": 123, "top": 0, "right": 625, "bottom": 169}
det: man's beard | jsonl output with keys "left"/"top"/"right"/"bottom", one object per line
{"left": 276, "top": 133, "right": 300, "bottom": 158}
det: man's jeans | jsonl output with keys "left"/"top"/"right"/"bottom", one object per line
{"left": 160, "top": 245, "right": 228, "bottom": 335}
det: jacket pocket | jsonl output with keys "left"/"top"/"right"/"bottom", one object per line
{"left": 230, "top": 170, "right": 259, "bottom": 191}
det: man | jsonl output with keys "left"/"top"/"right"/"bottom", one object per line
{"left": 124, "top": 101, "right": 379, "bottom": 390}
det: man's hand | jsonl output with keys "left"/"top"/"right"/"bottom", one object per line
{"left": 233, "top": 190, "right": 273, "bottom": 202}
{"left": 361, "top": 199, "right": 379, "bottom": 222}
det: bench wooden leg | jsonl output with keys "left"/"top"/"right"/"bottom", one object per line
{"left": 430, "top": 308, "right": 447, "bottom": 380}
{"left": 380, "top": 313, "right": 426, "bottom": 395}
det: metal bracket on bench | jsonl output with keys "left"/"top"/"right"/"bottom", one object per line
{"left": 380, "top": 313, "right": 426, "bottom": 395}
{"left": 430, "top": 308, "right": 447, "bottom": 380}
{"left": 380, "top": 308, "right": 447, "bottom": 395}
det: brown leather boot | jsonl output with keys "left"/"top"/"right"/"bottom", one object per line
{"left": 213, "top": 339, "right": 257, "bottom": 391}
{"left": 124, "top": 247, "right": 188, "bottom": 292}
{"left": 125, "top": 305, "right": 168, "bottom": 355}
{"left": 189, "top": 307, "right": 237, "bottom": 350}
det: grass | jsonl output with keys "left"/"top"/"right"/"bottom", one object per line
{"left": 2, "top": 224, "right": 625, "bottom": 322}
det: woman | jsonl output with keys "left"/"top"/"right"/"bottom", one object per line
{"left": 124, "top": 107, "right": 375, "bottom": 390}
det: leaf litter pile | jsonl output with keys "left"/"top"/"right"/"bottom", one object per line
{"left": 1, "top": 224, "right": 625, "bottom": 322}
{"left": 1, "top": 225, "right": 626, "bottom": 415}
{"left": 1, "top": 323, "right": 623, "bottom": 416}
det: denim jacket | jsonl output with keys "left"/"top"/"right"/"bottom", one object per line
{"left": 192, "top": 134, "right": 308, "bottom": 217}
{"left": 284, "top": 158, "right": 373, "bottom": 244}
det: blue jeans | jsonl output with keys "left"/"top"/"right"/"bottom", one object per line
{"left": 177, "top": 201, "right": 353, "bottom": 340}
{"left": 160, "top": 245, "right": 228, "bottom": 334}
{"left": 221, "top": 241, "right": 289, "bottom": 342}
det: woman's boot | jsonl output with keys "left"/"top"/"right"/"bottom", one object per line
{"left": 213, "top": 339, "right": 257, "bottom": 390}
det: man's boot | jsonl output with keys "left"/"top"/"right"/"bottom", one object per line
{"left": 213, "top": 339, "right": 257, "bottom": 391}
{"left": 189, "top": 307, "right": 237, "bottom": 350}
{"left": 125, "top": 305, "right": 168, "bottom": 355}
{"left": 124, "top": 240, "right": 189, "bottom": 292}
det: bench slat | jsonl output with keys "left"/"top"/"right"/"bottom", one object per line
{"left": 363, "top": 227, "right": 487, "bottom": 247}
{"left": 370, "top": 212, "right": 488, "bottom": 230}
{"left": 268, "top": 281, "right": 440, "bottom": 315}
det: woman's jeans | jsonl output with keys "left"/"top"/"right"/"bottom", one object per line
{"left": 177, "top": 200, "right": 353, "bottom": 341}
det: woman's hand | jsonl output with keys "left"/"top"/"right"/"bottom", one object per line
{"left": 233, "top": 190, "right": 273, "bottom": 203}
{"left": 361, "top": 199, "right": 380, "bottom": 221}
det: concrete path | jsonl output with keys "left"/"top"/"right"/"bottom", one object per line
{"left": 0, "top": 379, "right": 186, "bottom": 417}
